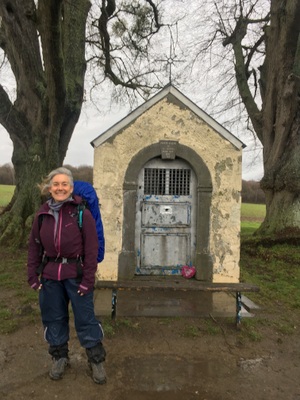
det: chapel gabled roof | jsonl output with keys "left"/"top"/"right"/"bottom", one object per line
{"left": 91, "top": 84, "right": 246, "bottom": 150}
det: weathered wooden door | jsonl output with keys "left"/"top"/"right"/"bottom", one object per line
{"left": 135, "top": 158, "right": 196, "bottom": 275}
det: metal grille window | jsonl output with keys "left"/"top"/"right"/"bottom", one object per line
{"left": 144, "top": 168, "right": 190, "bottom": 195}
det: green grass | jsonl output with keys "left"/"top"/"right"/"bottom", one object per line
{"left": 241, "top": 222, "right": 260, "bottom": 236}
{"left": 0, "top": 305, "right": 19, "bottom": 334}
{"left": 237, "top": 318, "right": 263, "bottom": 342}
{"left": 0, "top": 249, "right": 40, "bottom": 334}
{"left": 241, "top": 203, "right": 266, "bottom": 236}
{"left": 241, "top": 243, "right": 300, "bottom": 309}
{"left": 0, "top": 184, "right": 15, "bottom": 207}
{"left": 182, "top": 324, "right": 200, "bottom": 338}
{"left": 241, "top": 203, "right": 266, "bottom": 220}
{"left": 101, "top": 317, "right": 142, "bottom": 338}
{"left": 240, "top": 204, "right": 300, "bottom": 341}
{"left": 239, "top": 203, "right": 300, "bottom": 339}
{"left": 240, "top": 203, "right": 300, "bottom": 332}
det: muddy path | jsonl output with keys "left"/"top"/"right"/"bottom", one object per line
{"left": 1, "top": 313, "right": 299, "bottom": 400}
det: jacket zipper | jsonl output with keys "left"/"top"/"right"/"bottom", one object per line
{"left": 57, "top": 209, "right": 63, "bottom": 280}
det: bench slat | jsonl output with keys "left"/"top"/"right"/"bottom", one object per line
{"left": 95, "top": 279, "right": 259, "bottom": 292}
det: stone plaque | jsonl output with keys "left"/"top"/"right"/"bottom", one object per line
{"left": 160, "top": 140, "right": 178, "bottom": 159}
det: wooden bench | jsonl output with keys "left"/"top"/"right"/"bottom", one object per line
{"left": 95, "top": 278, "right": 260, "bottom": 326}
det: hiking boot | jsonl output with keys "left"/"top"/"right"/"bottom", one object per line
{"left": 49, "top": 357, "right": 69, "bottom": 380}
{"left": 89, "top": 362, "right": 107, "bottom": 384}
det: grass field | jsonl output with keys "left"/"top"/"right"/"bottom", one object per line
{"left": 241, "top": 202, "right": 266, "bottom": 220}
{"left": 241, "top": 203, "right": 266, "bottom": 236}
{"left": 0, "top": 184, "right": 14, "bottom": 207}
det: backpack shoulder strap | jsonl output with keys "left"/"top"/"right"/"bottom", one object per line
{"left": 77, "top": 202, "right": 86, "bottom": 230}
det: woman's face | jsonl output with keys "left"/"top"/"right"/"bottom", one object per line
{"left": 49, "top": 174, "right": 73, "bottom": 202}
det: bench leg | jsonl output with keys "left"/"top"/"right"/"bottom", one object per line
{"left": 112, "top": 289, "right": 118, "bottom": 319}
{"left": 236, "top": 291, "right": 242, "bottom": 328}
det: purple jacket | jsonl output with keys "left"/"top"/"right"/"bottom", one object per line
{"left": 27, "top": 195, "right": 98, "bottom": 294}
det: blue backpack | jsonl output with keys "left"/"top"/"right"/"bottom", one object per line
{"left": 73, "top": 181, "right": 105, "bottom": 263}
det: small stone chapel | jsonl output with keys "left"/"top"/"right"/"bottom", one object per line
{"left": 91, "top": 84, "right": 245, "bottom": 286}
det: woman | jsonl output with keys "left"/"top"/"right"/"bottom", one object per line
{"left": 27, "top": 167, "right": 106, "bottom": 384}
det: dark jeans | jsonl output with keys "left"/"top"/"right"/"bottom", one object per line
{"left": 39, "top": 278, "right": 105, "bottom": 361}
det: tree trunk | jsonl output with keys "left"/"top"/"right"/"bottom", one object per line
{"left": 0, "top": 116, "right": 58, "bottom": 246}
{"left": 0, "top": 0, "right": 90, "bottom": 247}
{"left": 259, "top": 110, "right": 300, "bottom": 236}
{"left": 258, "top": 0, "right": 300, "bottom": 237}
{"left": 0, "top": 159, "right": 45, "bottom": 247}
{"left": 223, "top": 0, "right": 300, "bottom": 239}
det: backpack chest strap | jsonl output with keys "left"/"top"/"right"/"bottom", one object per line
{"left": 46, "top": 256, "right": 84, "bottom": 264}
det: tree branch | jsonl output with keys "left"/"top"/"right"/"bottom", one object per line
{"left": 98, "top": 0, "right": 139, "bottom": 88}
{"left": 0, "top": 84, "right": 31, "bottom": 145}
{"left": 0, "top": 0, "right": 45, "bottom": 104}
{"left": 222, "top": 14, "right": 263, "bottom": 140}
{"left": 145, "top": 0, "right": 161, "bottom": 32}
{"left": 244, "top": 34, "right": 265, "bottom": 77}
{"left": 97, "top": 0, "right": 161, "bottom": 90}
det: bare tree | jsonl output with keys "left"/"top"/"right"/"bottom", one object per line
{"left": 189, "top": 0, "right": 300, "bottom": 239}
{"left": 0, "top": 0, "right": 163, "bottom": 247}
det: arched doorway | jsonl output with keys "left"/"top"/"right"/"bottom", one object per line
{"left": 135, "top": 157, "right": 196, "bottom": 275}
{"left": 118, "top": 141, "right": 213, "bottom": 281}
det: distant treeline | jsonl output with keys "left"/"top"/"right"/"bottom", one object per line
{"left": 0, "top": 164, "right": 265, "bottom": 204}
{"left": 242, "top": 180, "right": 265, "bottom": 204}
{"left": 0, "top": 164, "right": 93, "bottom": 185}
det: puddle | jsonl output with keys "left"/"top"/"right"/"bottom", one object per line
{"left": 116, "top": 291, "right": 238, "bottom": 318}
{"left": 117, "top": 354, "right": 236, "bottom": 392}
{"left": 113, "top": 389, "right": 218, "bottom": 400}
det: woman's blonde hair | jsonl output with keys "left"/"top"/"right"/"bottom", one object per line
{"left": 39, "top": 167, "right": 74, "bottom": 196}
